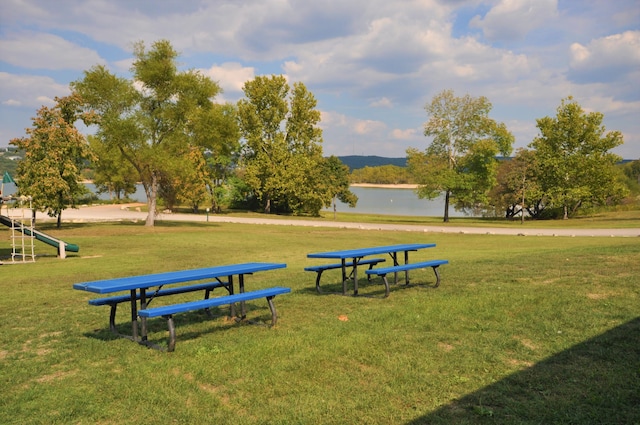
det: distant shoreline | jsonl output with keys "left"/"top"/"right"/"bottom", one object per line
{"left": 351, "top": 183, "right": 418, "bottom": 189}
{"left": 82, "top": 181, "right": 418, "bottom": 190}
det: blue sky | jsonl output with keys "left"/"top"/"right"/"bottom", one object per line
{"left": 1, "top": 0, "right": 639, "bottom": 159}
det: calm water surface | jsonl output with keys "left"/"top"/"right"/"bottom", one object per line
{"left": 27, "top": 183, "right": 472, "bottom": 218}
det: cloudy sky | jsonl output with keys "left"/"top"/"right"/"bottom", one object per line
{"left": 1, "top": 0, "right": 639, "bottom": 159}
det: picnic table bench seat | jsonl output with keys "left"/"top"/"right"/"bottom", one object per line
{"left": 365, "top": 260, "right": 449, "bottom": 297}
{"left": 138, "top": 286, "right": 291, "bottom": 352}
{"left": 88, "top": 281, "right": 229, "bottom": 335}
{"left": 304, "top": 257, "right": 386, "bottom": 293}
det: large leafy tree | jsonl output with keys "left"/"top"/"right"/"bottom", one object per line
{"left": 71, "top": 40, "right": 226, "bottom": 226}
{"left": 237, "top": 75, "right": 327, "bottom": 214}
{"left": 407, "top": 89, "right": 514, "bottom": 221}
{"left": 530, "top": 96, "right": 627, "bottom": 219}
{"left": 10, "top": 95, "right": 95, "bottom": 228}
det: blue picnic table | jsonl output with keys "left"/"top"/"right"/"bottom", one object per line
{"left": 306, "top": 243, "right": 436, "bottom": 296}
{"left": 73, "top": 262, "right": 288, "bottom": 351}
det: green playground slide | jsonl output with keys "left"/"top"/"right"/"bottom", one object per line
{"left": 0, "top": 215, "right": 79, "bottom": 253}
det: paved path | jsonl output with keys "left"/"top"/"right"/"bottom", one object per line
{"left": 38, "top": 204, "right": 640, "bottom": 237}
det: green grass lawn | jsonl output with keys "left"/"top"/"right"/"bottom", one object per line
{"left": 1, "top": 221, "right": 639, "bottom": 424}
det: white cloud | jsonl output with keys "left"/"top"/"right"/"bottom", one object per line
{"left": 0, "top": 0, "right": 638, "bottom": 158}
{"left": 370, "top": 97, "right": 393, "bottom": 108}
{"left": 390, "top": 128, "right": 418, "bottom": 140}
{"left": 0, "top": 72, "right": 70, "bottom": 108}
{"left": 470, "top": 0, "right": 558, "bottom": 42}
{"left": 200, "top": 62, "right": 256, "bottom": 97}
{"left": 569, "top": 31, "right": 640, "bottom": 84}
{"left": 0, "top": 32, "right": 105, "bottom": 70}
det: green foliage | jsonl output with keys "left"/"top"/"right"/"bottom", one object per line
{"left": 350, "top": 164, "right": 413, "bottom": 184}
{"left": 621, "top": 160, "right": 640, "bottom": 196}
{"left": 0, "top": 149, "right": 22, "bottom": 178}
{"left": 237, "top": 75, "right": 327, "bottom": 215}
{"left": 71, "top": 39, "right": 233, "bottom": 225}
{"left": 322, "top": 156, "right": 358, "bottom": 219}
{"left": 9, "top": 95, "right": 95, "bottom": 227}
{"left": 489, "top": 149, "right": 545, "bottom": 220}
{"left": 530, "top": 96, "right": 628, "bottom": 219}
{"left": 87, "top": 135, "right": 138, "bottom": 201}
{"left": 408, "top": 89, "right": 514, "bottom": 222}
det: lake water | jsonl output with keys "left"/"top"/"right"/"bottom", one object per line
{"left": 87, "top": 184, "right": 471, "bottom": 218}
{"left": 3, "top": 182, "right": 471, "bottom": 218}
{"left": 326, "top": 186, "right": 470, "bottom": 217}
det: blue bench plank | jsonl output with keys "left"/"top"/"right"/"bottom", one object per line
{"left": 365, "top": 260, "right": 449, "bottom": 276}
{"left": 365, "top": 260, "right": 449, "bottom": 297}
{"left": 88, "top": 281, "right": 228, "bottom": 306}
{"left": 305, "top": 258, "right": 385, "bottom": 293}
{"left": 73, "top": 262, "right": 286, "bottom": 293}
{"left": 304, "top": 257, "right": 385, "bottom": 273}
{"left": 138, "top": 287, "right": 291, "bottom": 352}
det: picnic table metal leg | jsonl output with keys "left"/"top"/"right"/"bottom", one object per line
{"left": 432, "top": 265, "right": 442, "bottom": 288}
{"left": 352, "top": 257, "right": 359, "bottom": 296}
{"left": 380, "top": 275, "right": 390, "bottom": 298}
{"left": 315, "top": 270, "right": 324, "bottom": 293}
{"left": 228, "top": 275, "right": 236, "bottom": 318}
{"left": 140, "top": 288, "right": 148, "bottom": 342}
{"left": 129, "top": 289, "right": 139, "bottom": 341}
{"left": 239, "top": 274, "right": 247, "bottom": 319}
{"left": 390, "top": 252, "right": 399, "bottom": 284}
{"left": 108, "top": 302, "right": 118, "bottom": 335}
{"left": 341, "top": 259, "right": 347, "bottom": 295}
{"left": 164, "top": 315, "right": 176, "bottom": 352}
{"left": 266, "top": 295, "right": 278, "bottom": 326}
{"left": 404, "top": 250, "right": 410, "bottom": 285}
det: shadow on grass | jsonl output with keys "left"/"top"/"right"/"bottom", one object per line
{"left": 407, "top": 317, "right": 640, "bottom": 424}
{"left": 85, "top": 303, "right": 274, "bottom": 348}
{"left": 306, "top": 275, "right": 440, "bottom": 298}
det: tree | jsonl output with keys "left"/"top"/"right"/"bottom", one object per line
{"left": 621, "top": 160, "right": 640, "bottom": 195}
{"left": 530, "top": 97, "right": 627, "bottom": 219}
{"left": 489, "top": 149, "right": 544, "bottom": 221}
{"left": 237, "top": 75, "right": 327, "bottom": 215}
{"left": 407, "top": 89, "right": 514, "bottom": 221}
{"left": 321, "top": 155, "right": 358, "bottom": 219}
{"left": 71, "top": 40, "right": 226, "bottom": 226}
{"left": 9, "top": 95, "right": 95, "bottom": 228}
{"left": 87, "top": 135, "right": 138, "bottom": 201}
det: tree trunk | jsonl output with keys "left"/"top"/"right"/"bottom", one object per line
{"left": 264, "top": 196, "right": 271, "bottom": 214}
{"left": 443, "top": 190, "right": 450, "bottom": 222}
{"left": 145, "top": 173, "right": 158, "bottom": 227}
{"left": 521, "top": 187, "right": 526, "bottom": 225}
{"left": 57, "top": 212, "right": 62, "bottom": 229}
{"left": 333, "top": 195, "right": 337, "bottom": 220}
{"left": 563, "top": 204, "right": 568, "bottom": 220}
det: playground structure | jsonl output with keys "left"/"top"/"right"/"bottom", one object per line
{"left": 1, "top": 196, "right": 79, "bottom": 263}
{"left": 1, "top": 199, "right": 35, "bottom": 263}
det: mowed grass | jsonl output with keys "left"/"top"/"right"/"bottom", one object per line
{"left": 1, "top": 221, "right": 639, "bottom": 424}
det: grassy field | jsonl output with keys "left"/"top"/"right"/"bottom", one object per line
{"left": 1, "top": 220, "right": 639, "bottom": 424}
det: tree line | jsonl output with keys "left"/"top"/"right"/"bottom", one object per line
{"left": 10, "top": 40, "right": 355, "bottom": 227}
{"left": 7, "top": 39, "right": 637, "bottom": 226}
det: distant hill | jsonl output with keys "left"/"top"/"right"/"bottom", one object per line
{"left": 336, "top": 155, "right": 407, "bottom": 170}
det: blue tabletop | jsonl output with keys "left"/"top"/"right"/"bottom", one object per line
{"left": 307, "top": 243, "right": 435, "bottom": 259}
{"left": 73, "top": 262, "right": 287, "bottom": 294}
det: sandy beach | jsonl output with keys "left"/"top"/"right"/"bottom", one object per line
{"left": 351, "top": 183, "right": 418, "bottom": 189}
